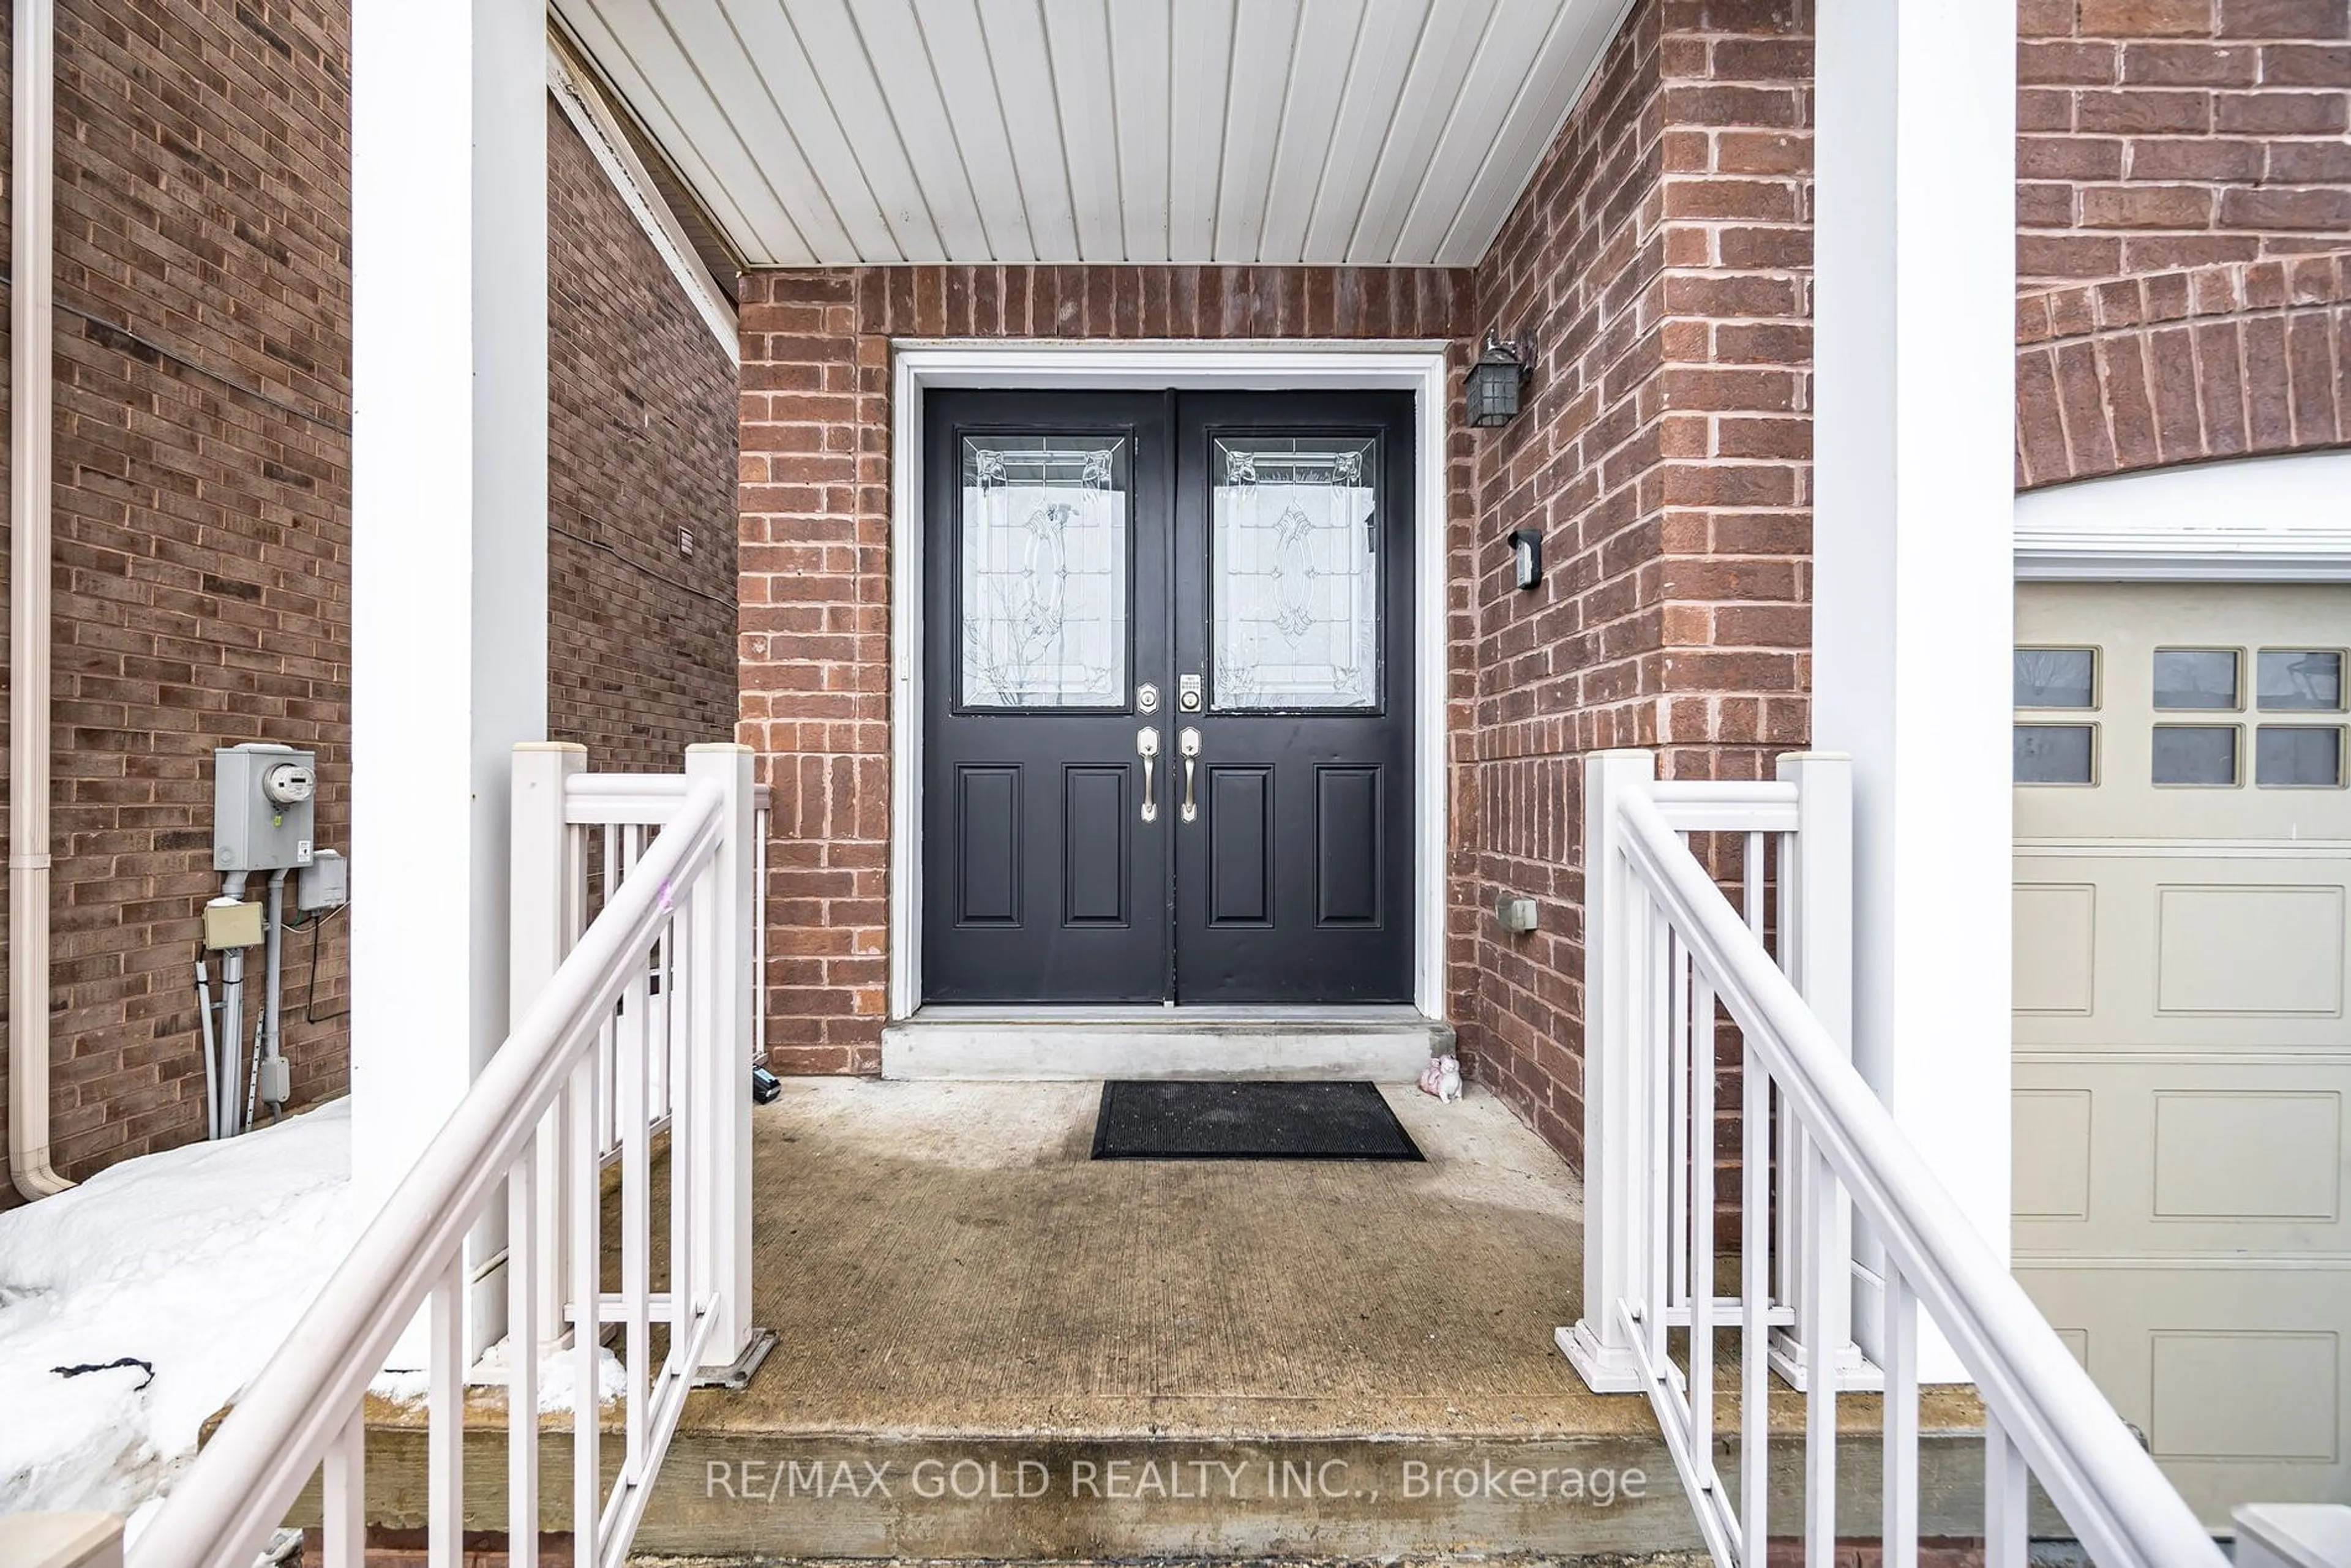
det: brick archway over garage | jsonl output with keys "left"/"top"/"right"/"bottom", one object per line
{"left": 2015, "top": 251, "right": 2351, "bottom": 490}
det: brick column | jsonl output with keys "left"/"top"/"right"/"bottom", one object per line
{"left": 735, "top": 272, "right": 890, "bottom": 1073}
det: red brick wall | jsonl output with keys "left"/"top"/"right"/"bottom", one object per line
{"left": 0, "top": 0, "right": 356, "bottom": 1198}
{"left": 547, "top": 102, "right": 740, "bottom": 771}
{"left": 2019, "top": 0, "right": 2351, "bottom": 287}
{"left": 2016, "top": 250, "right": 2351, "bottom": 485}
{"left": 0, "top": 8, "right": 741, "bottom": 1204}
{"left": 735, "top": 265, "right": 1474, "bottom": 1074}
{"left": 1453, "top": 0, "right": 1814, "bottom": 1159}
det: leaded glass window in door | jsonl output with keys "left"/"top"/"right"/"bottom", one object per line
{"left": 1211, "top": 436, "right": 1379, "bottom": 710}
{"left": 959, "top": 435, "right": 1128, "bottom": 708}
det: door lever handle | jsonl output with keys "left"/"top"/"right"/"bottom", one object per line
{"left": 1179, "top": 727, "right": 1201, "bottom": 823}
{"left": 1138, "top": 727, "right": 1160, "bottom": 823}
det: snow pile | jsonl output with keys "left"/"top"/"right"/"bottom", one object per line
{"left": 372, "top": 1335, "right": 628, "bottom": 1413}
{"left": 0, "top": 1097, "right": 634, "bottom": 1527}
{"left": 0, "top": 1100, "right": 357, "bottom": 1515}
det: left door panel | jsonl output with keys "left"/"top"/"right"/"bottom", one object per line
{"left": 921, "top": 390, "right": 1172, "bottom": 1002}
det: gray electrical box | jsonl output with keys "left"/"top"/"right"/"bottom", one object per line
{"left": 213, "top": 743, "right": 319, "bottom": 872}
{"left": 297, "top": 849, "right": 348, "bottom": 911}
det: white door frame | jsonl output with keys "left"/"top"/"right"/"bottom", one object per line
{"left": 887, "top": 340, "right": 1453, "bottom": 1021}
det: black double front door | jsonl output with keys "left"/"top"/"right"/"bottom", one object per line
{"left": 921, "top": 388, "right": 1415, "bottom": 1005}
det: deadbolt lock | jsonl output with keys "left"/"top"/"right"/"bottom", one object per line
{"left": 1138, "top": 682, "right": 1161, "bottom": 714}
{"left": 1178, "top": 673, "right": 1203, "bottom": 713}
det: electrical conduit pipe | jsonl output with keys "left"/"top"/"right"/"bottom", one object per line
{"left": 7, "top": 0, "right": 66, "bottom": 1199}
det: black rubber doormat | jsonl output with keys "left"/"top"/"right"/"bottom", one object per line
{"left": 1090, "top": 1080, "right": 1424, "bottom": 1161}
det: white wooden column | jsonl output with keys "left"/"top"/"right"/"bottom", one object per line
{"left": 350, "top": 0, "right": 548, "bottom": 1243}
{"left": 1812, "top": 0, "right": 2017, "bottom": 1376}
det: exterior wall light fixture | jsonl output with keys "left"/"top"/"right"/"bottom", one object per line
{"left": 1466, "top": 330, "right": 1532, "bottom": 427}
{"left": 1508, "top": 527, "right": 1543, "bottom": 590}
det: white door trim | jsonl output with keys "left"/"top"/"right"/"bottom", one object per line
{"left": 2015, "top": 449, "right": 2351, "bottom": 582}
{"left": 887, "top": 340, "right": 1453, "bottom": 1021}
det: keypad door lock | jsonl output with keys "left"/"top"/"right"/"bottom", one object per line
{"left": 1178, "top": 673, "right": 1203, "bottom": 713}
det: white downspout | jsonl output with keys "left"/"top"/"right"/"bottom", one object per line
{"left": 8, "top": 0, "right": 68, "bottom": 1199}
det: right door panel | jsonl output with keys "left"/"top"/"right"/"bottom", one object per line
{"left": 1171, "top": 392, "right": 1415, "bottom": 1003}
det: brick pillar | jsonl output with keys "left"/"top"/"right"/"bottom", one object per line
{"left": 735, "top": 272, "right": 889, "bottom": 1073}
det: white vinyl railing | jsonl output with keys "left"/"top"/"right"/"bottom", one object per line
{"left": 554, "top": 770, "right": 771, "bottom": 1155}
{"left": 1563, "top": 749, "right": 2223, "bottom": 1568}
{"left": 130, "top": 743, "right": 762, "bottom": 1568}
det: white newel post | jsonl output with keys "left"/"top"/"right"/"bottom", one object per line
{"left": 1561, "top": 749, "right": 1659, "bottom": 1393}
{"left": 684, "top": 744, "right": 757, "bottom": 1372}
{"left": 1771, "top": 752, "right": 1875, "bottom": 1390}
{"left": 511, "top": 743, "right": 586, "bottom": 1348}
{"left": 1814, "top": 0, "right": 2017, "bottom": 1380}
{"left": 351, "top": 0, "right": 547, "bottom": 1362}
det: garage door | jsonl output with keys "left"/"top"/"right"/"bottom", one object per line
{"left": 2014, "top": 581, "right": 2351, "bottom": 1525}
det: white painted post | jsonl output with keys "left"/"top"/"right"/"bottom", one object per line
{"left": 1771, "top": 752, "right": 1878, "bottom": 1391}
{"left": 1813, "top": 0, "right": 2016, "bottom": 1381}
{"left": 1560, "top": 749, "right": 1658, "bottom": 1392}
{"left": 350, "top": 0, "right": 547, "bottom": 1360}
{"left": 684, "top": 744, "right": 757, "bottom": 1372}
{"left": 511, "top": 743, "right": 586, "bottom": 1347}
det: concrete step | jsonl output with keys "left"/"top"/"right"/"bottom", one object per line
{"left": 327, "top": 1397, "right": 1990, "bottom": 1561}
{"left": 879, "top": 1005, "right": 1452, "bottom": 1080}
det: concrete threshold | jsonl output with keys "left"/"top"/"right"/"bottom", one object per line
{"left": 329, "top": 1080, "right": 1989, "bottom": 1561}
{"left": 881, "top": 1005, "right": 1453, "bottom": 1081}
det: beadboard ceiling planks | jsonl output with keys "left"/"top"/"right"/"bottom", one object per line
{"left": 552, "top": 0, "right": 1629, "bottom": 268}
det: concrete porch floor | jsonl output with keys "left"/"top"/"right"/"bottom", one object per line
{"left": 722, "top": 1076, "right": 1600, "bottom": 1438}
{"left": 343, "top": 1077, "right": 1989, "bottom": 1560}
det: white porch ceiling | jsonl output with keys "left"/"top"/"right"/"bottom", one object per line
{"left": 552, "top": 0, "right": 1630, "bottom": 269}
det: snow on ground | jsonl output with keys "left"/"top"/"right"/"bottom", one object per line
{"left": 0, "top": 1100, "right": 358, "bottom": 1516}
{"left": 0, "top": 1095, "right": 637, "bottom": 1527}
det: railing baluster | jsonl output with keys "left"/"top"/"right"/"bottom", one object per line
{"left": 1739, "top": 1041, "right": 1768, "bottom": 1564}
{"left": 428, "top": 1264, "right": 464, "bottom": 1568}
{"left": 568, "top": 1059, "right": 601, "bottom": 1568}
{"left": 1803, "top": 1139, "right": 1836, "bottom": 1568}
{"left": 322, "top": 1401, "right": 365, "bottom": 1568}
{"left": 1772, "top": 830, "right": 1797, "bottom": 1316}
{"left": 620, "top": 920, "right": 652, "bottom": 1485}
{"left": 1645, "top": 893, "right": 1673, "bottom": 1377}
{"left": 599, "top": 822, "right": 620, "bottom": 1158}
{"left": 508, "top": 1151, "right": 539, "bottom": 1568}
{"left": 1986, "top": 1412, "right": 2030, "bottom": 1568}
{"left": 667, "top": 907, "right": 695, "bottom": 1371}
{"left": 1690, "top": 964, "right": 1717, "bottom": 1495}
{"left": 1882, "top": 1265, "right": 1919, "bottom": 1568}
{"left": 1670, "top": 924, "right": 1692, "bottom": 1313}
{"left": 1742, "top": 831, "right": 1765, "bottom": 939}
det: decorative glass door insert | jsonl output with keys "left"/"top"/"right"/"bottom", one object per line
{"left": 959, "top": 435, "right": 1128, "bottom": 708}
{"left": 1210, "top": 435, "right": 1379, "bottom": 710}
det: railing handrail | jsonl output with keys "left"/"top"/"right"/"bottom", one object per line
{"left": 1613, "top": 784, "right": 2223, "bottom": 1568}
{"left": 128, "top": 779, "right": 730, "bottom": 1568}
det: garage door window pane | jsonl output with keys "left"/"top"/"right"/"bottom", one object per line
{"left": 2015, "top": 724, "right": 2095, "bottom": 784}
{"left": 2153, "top": 648, "right": 2240, "bottom": 710}
{"left": 2153, "top": 724, "right": 2239, "bottom": 786}
{"left": 2016, "top": 648, "right": 2096, "bottom": 708}
{"left": 2257, "top": 650, "right": 2344, "bottom": 712}
{"left": 2256, "top": 726, "right": 2345, "bottom": 788}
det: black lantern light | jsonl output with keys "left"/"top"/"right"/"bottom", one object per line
{"left": 1466, "top": 330, "right": 1531, "bottom": 427}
